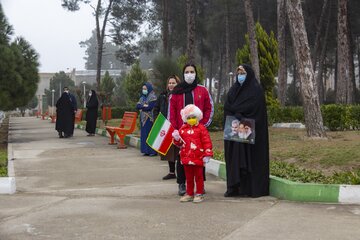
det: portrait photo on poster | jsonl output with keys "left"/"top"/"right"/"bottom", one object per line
{"left": 224, "top": 116, "right": 255, "bottom": 144}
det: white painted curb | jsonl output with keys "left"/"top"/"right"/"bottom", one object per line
{"left": 0, "top": 118, "right": 16, "bottom": 194}
{"left": 339, "top": 185, "right": 360, "bottom": 204}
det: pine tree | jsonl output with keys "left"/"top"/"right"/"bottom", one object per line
{"left": 124, "top": 62, "right": 148, "bottom": 106}
{"left": 236, "top": 22, "right": 279, "bottom": 104}
{"left": 100, "top": 71, "right": 116, "bottom": 106}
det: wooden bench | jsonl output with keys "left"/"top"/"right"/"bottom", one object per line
{"left": 105, "top": 112, "right": 138, "bottom": 149}
{"left": 74, "top": 109, "right": 83, "bottom": 123}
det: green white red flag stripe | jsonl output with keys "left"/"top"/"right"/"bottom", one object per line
{"left": 146, "top": 113, "right": 174, "bottom": 155}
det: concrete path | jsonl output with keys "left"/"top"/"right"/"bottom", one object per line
{"left": 0, "top": 117, "right": 360, "bottom": 240}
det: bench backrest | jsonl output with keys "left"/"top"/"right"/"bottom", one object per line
{"left": 75, "top": 109, "right": 83, "bottom": 123}
{"left": 119, "top": 112, "right": 138, "bottom": 131}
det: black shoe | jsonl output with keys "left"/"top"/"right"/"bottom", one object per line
{"left": 178, "top": 183, "right": 186, "bottom": 196}
{"left": 59, "top": 135, "right": 64, "bottom": 138}
{"left": 162, "top": 173, "right": 176, "bottom": 180}
{"left": 224, "top": 190, "right": 239, "bottom": 197}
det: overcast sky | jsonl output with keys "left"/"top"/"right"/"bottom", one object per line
{"left": 2, "top": 0, "right": 95, "bottom": 73}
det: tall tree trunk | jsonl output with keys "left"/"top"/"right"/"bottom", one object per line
{"left": 243, "top": 0, "right": 260, "bottom": 81}
{"left": 95, "top": 0, "right": 113, "bottom": 92}
{"left": 358, "top": 37, "right": 360, "bottom": 90}
{"left": 186, "top": 0, "right": 195, "bottom": 63}
{"left": 317, "top": 1, "right": 332, "bottom": 104}
{"left": 312, "top": 0, "right": 329, "bottom": 72}
{"left": 336, "top": 0, "right": 353, "bottom": 104}
{"left": 224, "top": 0, "right": 231, "bottom": 93}
{"left": 161, "top": 0, "right": 170, "bottom": 57}
{"left": 277, "top": 0, "right": 287, "bottom": 106}
{"left": 209, "top": 57, "right": 214, "bottom": 96}
{"left": 347, "top": 9, "right": 356, "bottom": 102}
{"left": 217, "top": 47, "right": 223, "bottom": 104}
{"left": 286, "top": 0, "right": 326, "bottom": 138}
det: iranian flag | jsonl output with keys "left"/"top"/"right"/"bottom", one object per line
{"left": 146, "top": 113, "right": 175, "bottom": 155}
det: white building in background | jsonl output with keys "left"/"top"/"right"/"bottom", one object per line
{"left": 36, "top": 68, "right": 124, "bottom": 96}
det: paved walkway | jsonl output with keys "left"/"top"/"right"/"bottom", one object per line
{"left": 0, "top": 117, "right": 360, "bottom": 240}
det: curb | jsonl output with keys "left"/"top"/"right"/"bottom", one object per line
{"left": 77, "top": 123, "right": 360, "bottom": 204}
{"left": 0, "top": 117, "right": 16, "bottom": 194}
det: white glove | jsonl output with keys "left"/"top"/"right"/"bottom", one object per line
{"left": 203, "top": 156, "right": 210, "bottom": 163}
{"left": 172, "top": 130, "right": 180, "bottom": 141}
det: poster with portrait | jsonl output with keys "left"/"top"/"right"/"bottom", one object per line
{"left": 223, "top": 116, "right": 255, "bottom": 144}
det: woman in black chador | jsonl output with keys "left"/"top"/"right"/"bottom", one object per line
{"left": 55, "top": 92, "right": 74, "bottom": 138}
{"left": 223, "top": 64, "right": 269, "bottom": 198}
{"left": 85, "top": 90, "right": 99, "bottom": 136}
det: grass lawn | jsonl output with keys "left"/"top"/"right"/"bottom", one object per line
{"left": 80, "top": 118, "right": 360, "bottom": 183}
{"left": 210, "top": 128, "right": 360, "bottom": 175}
{"left": 0, "top": 118, "right": 8, "bottom": 177}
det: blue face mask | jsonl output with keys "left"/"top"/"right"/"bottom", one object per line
{"left": 237, "top": 74, "right": 247, "bottom": 84}
{"left": 142, "top": 89, "right": 148, "bottom": 95}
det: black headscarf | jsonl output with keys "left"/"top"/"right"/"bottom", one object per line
{"left": 86, "top": 90, "right": 99, "bottom": 109}
{"left": 223, "top": 64, "right": 269, "bottom": 197}
{"left": 171, "top": 63, "right": 199, "bottom": 95}
{"left": 224, "top": 64, "right": 264, "bottom": 122}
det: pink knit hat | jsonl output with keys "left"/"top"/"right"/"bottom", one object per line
{"left": 180, "top": 104, "right": 203, "bottom": 123}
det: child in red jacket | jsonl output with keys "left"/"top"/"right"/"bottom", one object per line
{"left": 172, "top": 104, "right": 213, "bottom": 203}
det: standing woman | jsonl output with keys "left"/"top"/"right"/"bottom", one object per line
{"left": 136, "top": 82, "right": 158, "bottom": 156}
{"left": 55, "top": 91, "right": 73, "bottom": 138}
{"left": 154, "top": 75, "right": 181, "bottom": 180}
{"left": 85, "top": 90, "right": 99, "bottom": 136}
{"left": 223, "top": 64, "right": 269, "bottom": 198}
{"left": 168, "top": 63, "right": 214, "bottom": 196}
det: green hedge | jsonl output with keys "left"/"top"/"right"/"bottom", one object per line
{"left": 267, "top": 104, "right": 360, "bottom": 131}
{"left": 80, "top": 104, "right": 360, "bottom": 131}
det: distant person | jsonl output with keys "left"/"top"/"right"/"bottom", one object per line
{"left": 153, "top": 75, "right": 181, "bottom": 180}
{"left": 223, "top": 64, "right": 269, "bottom": 198}
{"left": 168, "top": 63, "right": 214, "bottom": 196}
{"left": 172, "top": 104, "right": 213, "bottom": 203}
{"left": 63, "top": 87, "right": 77, "bottom": 137}
{"left": 85, "top": 90, "right": 99, "bottom": 136}
{"left": 136, "top": 82, "right": 157, "bottom": 156}
{"left": 55, "top": 91, "right": 73, "bottom": 138}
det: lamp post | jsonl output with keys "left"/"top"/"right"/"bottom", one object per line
{"left": 82, "top": 81, "right": 86, "bottom": 108}
{"left": 228, "top": 72, "right": 234, "bottom": 93}
{"left": 51, "top": 89, "right": 55, "bottom": 123}
{"left": 51, "top": 89, "right": 55, "bottom": 114}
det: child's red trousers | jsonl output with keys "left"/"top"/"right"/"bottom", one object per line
{"left": 183, "top": 165, "right": 204, "bottom": 196}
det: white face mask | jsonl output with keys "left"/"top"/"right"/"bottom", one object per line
{"left": 88, "top": 92, "right": 92, "bottom": 97}
{"left": 184, "top": 73, "right": 196, "bottom": 84}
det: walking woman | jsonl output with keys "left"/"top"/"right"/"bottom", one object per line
{"left": 85, "top": 90, "right": 99, "bottom": 136}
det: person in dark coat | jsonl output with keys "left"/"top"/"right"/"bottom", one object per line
{"left": 153, "top": 75, "right": 181, "bottom": 180}
{"left": 223, "top": 64, "right": 269, "bottom": 198}
{"left": 63, "top": 87, "right": 77, "bottom": 137}
{"left": 85, "top": 90, "right": 99, "bottom": 136}
{"left": 55, "top": 92, "right": 74, "bottom": 138}
{"left": 136, "top": 82, "right": 158, "bottom": 156}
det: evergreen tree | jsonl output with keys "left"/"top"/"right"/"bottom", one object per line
{"left": 151, "top": 56, "right": 181, "bottom": 93}
{"left": 236, "top": 22, "right": 279, "bottom": 104}
{"left": 100, "top": 71, "right": 116, "bottom": 106}
{"left": 0, "top": 5, "right": 39, "bottom": 111}
{"left": 124, "top": 61, "right": 148, "bottom": 106}
{"left": 44, "top": 71, "right": 75, "bottom": 106}
{"left": 113, "top": 71, "right": 127, "bottom": 107}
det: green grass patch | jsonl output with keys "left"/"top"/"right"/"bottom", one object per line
{"left": 0, "top": 149, "right": 7, "bottom": 177}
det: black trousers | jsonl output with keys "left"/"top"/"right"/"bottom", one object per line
{"left": 176, "top": 159, "right": 206, "bottom": 184}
